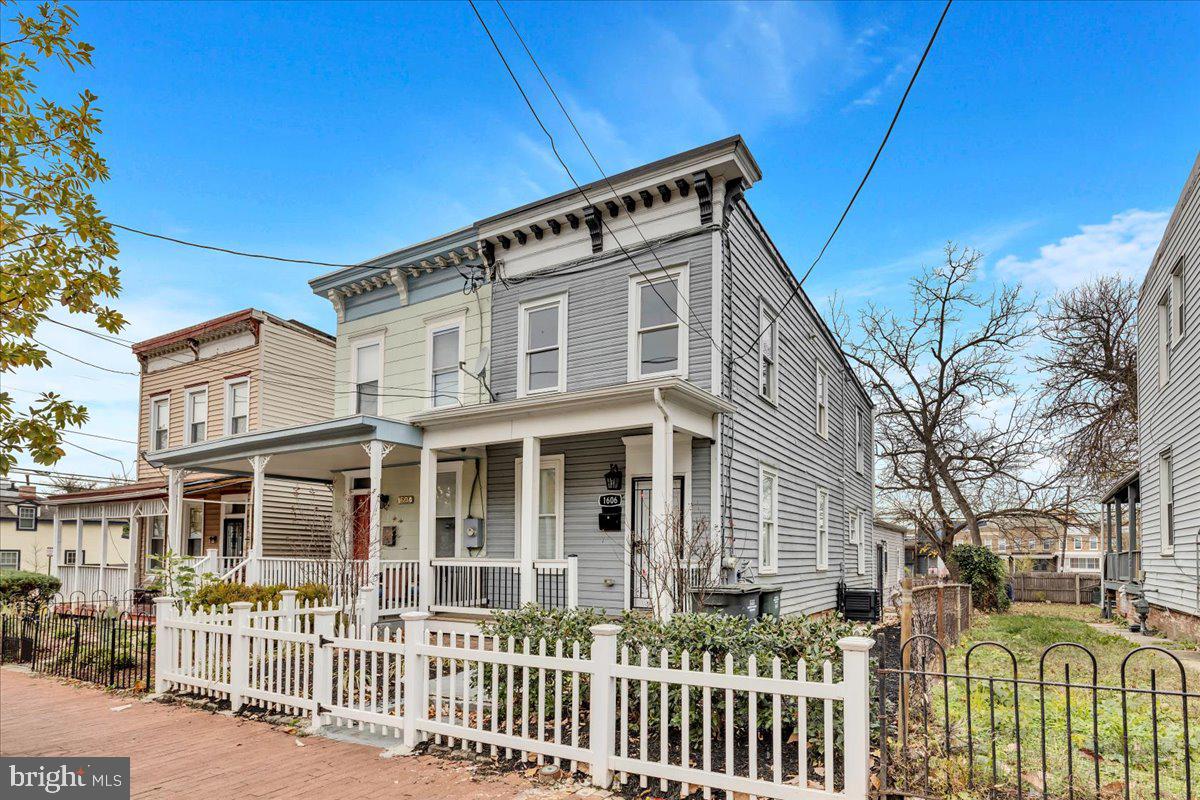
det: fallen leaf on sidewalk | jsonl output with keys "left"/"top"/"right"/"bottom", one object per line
{"left": 295, "top": 739, "right": 305, "bottom": 747}
{"left": 110, "top": 704, "right": 131, "bottom": 712}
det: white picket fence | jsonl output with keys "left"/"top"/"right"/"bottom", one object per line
{"left": 155, "top": 597, "right": 873, "bottom": 799}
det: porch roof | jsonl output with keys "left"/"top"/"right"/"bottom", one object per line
{"left": 145, "top": 415, "right": 423, "bottom": 483}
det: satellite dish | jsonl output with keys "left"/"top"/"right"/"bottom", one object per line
{"left": 467, "top": 348, "right": 490, "bottom": 378}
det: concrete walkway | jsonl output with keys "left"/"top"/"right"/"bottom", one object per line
{"left": 0, "top": 667, "right": 577, "bottom": 800}
{"left": 1087, "top": 621, "right": 1200, "bottom": 674}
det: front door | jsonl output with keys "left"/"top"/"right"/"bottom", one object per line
{"left": 630, "top": 476, "right": 684, "bottom": 609}
{"left": 222, "top": 518, "right": 245, "bottom": 560}
{"left": 351, "top": 494, "right": 371, "bottom": 560}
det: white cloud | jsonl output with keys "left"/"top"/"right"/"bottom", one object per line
{"left": 995, "top": 209, "right": 1169, "bottom": 290}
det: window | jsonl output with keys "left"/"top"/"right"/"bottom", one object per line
{"left": 1171, "top": 258, "right": 1185, "bottom": 342}
{"left": 352, "top": 338, "right": 383, "bottom": 415}
{"left": 816, "top": 487, "right": 829, "bottom": 570}
{"left": 1089, "top": 535, "right": 1098, "bottom": 550}
{"left": 1160, "top": 451, "right": 1175, "bottom": 555}
{"left": 815, "top": 366, "right": 829, "bottom": 438}
{"left": 515, "top": 455, "right": 564, "bottom": 560}
{"left": 185, "top": 386, "right": 208, "bottom": 444}
{"left": 855, "top": 407, "right": 866, "bottom": 473}
{"left": 1073, "top": 536, "right": 1083, "bottom": 551}
{"left": 16, "top": 504, "right": 37, "bottom": 531}
{"left": 855, "top": 511, "right": 866, "bottom": 575}
{"left": 758, "top": 301, "right": 778, "bottom": 403}
{"left": 629, "top": 269, "right": 687, "bottom": 380}
{"left": 0, "top": 550, "right": 18, "bottom": 571}
{"left": 150, "top": 395, "right": 170, "bottom": 451}
{"left": 62, "top": 549, "right": 84, "bottom": 565}
{"left": 998, "top": 538, "right": 1007, "bottom": 552}
{"left": 186, "top": 503, "right": 204, "bottom": 557}
{"left": 225, "top": 378, "right": 249, "bottom": 435}
{"left": 428, "top": 319, "right": 462, "bottom": 408}
{"left": 1158, "top": 290, "right": 1171, "bottom": 388}
{"left": 758, "top": 465, "right": 778, "bottom": 574}
{"left": 146, "top": 516, "right": 165, "bottom": 569}
{"left": 518, "top": 295, "right": 567, "bottom": 395}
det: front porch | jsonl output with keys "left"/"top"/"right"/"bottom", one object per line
{"left": 151, "top": 379, "right": 728, "bottom": 620}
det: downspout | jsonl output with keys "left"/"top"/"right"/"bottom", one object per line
{"left": 653, "top": 387, "right": 670, "bottom": 422}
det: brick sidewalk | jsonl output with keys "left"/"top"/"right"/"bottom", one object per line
{"left": 1, "top": 667, "right": 564, "bottom": 800}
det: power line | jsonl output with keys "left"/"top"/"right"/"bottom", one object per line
{"left": 492, "top": 0, "right": 718, "bottom": 350}
{"left": 60, "top": 437, "right": 132, "bottom": 475}
{"left": 109, "top": 223, "right": 360, "bottom": 269}
{"left": 735, "top": 0, "right": 953, "bottom": 361}
{"left": 30, "top": 338, "right": 139, "bottom": 375}
{"left": 466, "top": 0, "right": 719, "bottom": 353}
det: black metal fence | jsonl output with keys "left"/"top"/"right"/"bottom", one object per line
{"left": 1, "top": 591, "right": 154, "bottom": 691}
{"left": 876, "top": 634, "right": 1198, "bottom": 800}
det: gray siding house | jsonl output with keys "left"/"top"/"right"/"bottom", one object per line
{"left": 1133, "top": 151, "right": 1200, "bottom": 640}
{"left": 153, "top": 136, "right": 876, "bottom": 619}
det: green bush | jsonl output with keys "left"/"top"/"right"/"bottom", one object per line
{"left": 950, "top": 543, "right": 1010, "bottom": 612}
{"left": 0, "top": 570, "right": 62, "bottom": 606}
{"left": 189, "top": 581, "right": 331, "bottom": 610}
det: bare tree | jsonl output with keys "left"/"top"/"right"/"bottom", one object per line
{"left": 836, "top": 244, "right": 1067, "bottom": 576}
{"left": 1034, "top": 275, "right": 1138, "bottom": 493}
{"left": 603, "top": 507, "right": 720, "bottom": 620}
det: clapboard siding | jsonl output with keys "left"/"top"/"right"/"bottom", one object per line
{"left": 259, "top": 322, "right": 336, "bottom": 430}
{"left": 488, "top": 231, "right": 713, "bottom": 399}
{"left": 261, "top": 479, "right": 333, "bottom": 557}
{"left": 721, "top": 200, "right": 875, "bottom": 615}
{"left": 1138, "top": 153, "right": 1200, "bottom": 620}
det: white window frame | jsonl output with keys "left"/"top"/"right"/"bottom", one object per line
{"left": 816, "top": 487, "right": 829, "bottom": 571}
{"left": 149, "top": 393, "right": 171, "bottom": 452}
{"left": 0, "top": 550, "right": 19, "bottom": 571}
{"left": 1171, "top": 258, "right": 1185, "bottom": 344}
{"left": 758, "top": 299, "right": 778, "bottom": 404}
{"left": 758, "top": 464, "right": 779, "bottom": 575}
{"left": 1160, "top": 450, "right": 1175, "bottom": 556}
{"left": 185, "top": 501, "right": 204, "bottom": 557}
{"left": 15, "top": 504, "right": 37, "bottom": 531}
{"left": 517, "top": 293, "right": 568, "bottom": 396}
{"left": 514, "top": 453, "right": 565, "bottom": 561}
{"left": 426, "top": 314, "right": 465, "bottom": 410}
{"left": 224, "top": 377, "right": 250, "bottom": 436}
{"left": 856, "top": 510, "right": 866, "bottom": 575}
{"left": 1158, "top": 289, "right": 1171, "bottom": 389}
{"left": 349, "top": 333, "right": 385, "bottom": 416}
{"left": 434, "top": 461, "right": 465, "bottom": 557}
{"left": 184, "top": 385, "right": 208, "bottom": 445}
{"left": 627, "top": 266, "right": 689, "bottom": 382}
{"left": 816, "top": 365, "right": 829, "bottom": 439}
{"left": 855, "top": 407, "right": 866, "bottom": 473}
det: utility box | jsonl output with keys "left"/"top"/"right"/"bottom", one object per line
{"left": 691, "top": 584, "right": 761, "bottom": 619}
{"left": 463, "top": 517, "right": 484, "bottom": 550}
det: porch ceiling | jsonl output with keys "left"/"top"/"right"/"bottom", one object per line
{"left": 145, "top": 415, "right": 422, "bottom": 483}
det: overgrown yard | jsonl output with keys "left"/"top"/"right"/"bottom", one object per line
{"left": 892, "top": 603, "right": 1198, "bottom": 799}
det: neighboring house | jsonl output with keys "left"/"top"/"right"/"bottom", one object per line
{"left": 1127, "top": 151, "right": 1200, "bottom": 641}
{"left": 874, "top": 518, "right": 906, "bottom": 598}
{"left": 979, "top": 517, "right": 1102, "bottom": 574}
{"left": 153, "top": 136, "right": 877, "bottom": 619}
{"left": 45, "top": 309, "right": 337, "bottom": 598}
{"left": 1, "top": 482, "right": 123, "bottom": 577}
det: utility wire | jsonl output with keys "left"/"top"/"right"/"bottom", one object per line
{"left": 735, "top": 0, "right": 952, "bottom": 361}
{"left": 467, "top": 0, "right": 718, "bottom": 352}
{"left": 108, "top": 223, "right": 360, "bottom": 268}
{"left": 30, "top": 338, "right": 139, "bottom": 376}
{"left": 492, "top": 0, "right": 718, "bottom": 349}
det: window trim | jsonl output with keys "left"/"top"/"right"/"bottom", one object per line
{"left": 15, "top": 503, "right": 38, "bottom": 531}
{"left": 150, "top": 393, "right": 171, "bottom": 452}
{"left": 1157, "top": 288, "right": 1171, "bottom": 389}
{"left": 758, "top": 299, "right": 778, "bottom": 404}
{"left": 1160, "top": 449, "right": 1175, "bottom": 556}
{"left": 517, "top": 293, "right": 569, "bottom": 397}
{"left": 426, "top": 314, "right": 466, "bottom": 410}
{"left": 223, "top": 377, "right": 250, "bottom": 436}
{"left": 349, "top": 333, "right": 385, "bottom": 416}
{"left": 0, "top": 549, "right": 19, "bottom": 571}
{"left": 627, "top": 266, "right": 689, "bottom": 382}
{"left": 1170, "top": 257, "right": 1185, "bottom": 345}
{"left": 758, "top": 463, "right": 779, "bottom": 575}
{"left": 856, "top": 511, "right": 866, "bottom": 575}
{"left": 854, "top": 407, "right": 866, "bottom": 473}
{"left": 816, "top": 487, "right": 829, "bottom": 571}
{"left": 184, "top": 385, "right": 209, "bottom": 445}
{"left": 514, "top": 453, "right": 566, "bottom": 561}
{"left": 815, "top": 365, "right": 829, "bottom": 439}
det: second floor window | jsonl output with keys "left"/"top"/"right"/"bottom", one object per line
{"left": 758, "top": 464, "right": 778, "bottom": 574}
{"left": 1160, "top": 450, "right": 1175, "bottom": 555}
{"left": 1157, "top": 288, "right": 1171, "bottom": 388}
{"left": 816, "top": 366, "right": 829, "bottom": 439}
{"left": 1171, "top": 258, "right": 1185, "bottom": 342}
{"left": 519, "top": 295, "right": 566, "bottom": 395}
{"left": 855, "top": 407, "right": 866, "bottom": 473}
{"left": 630, "top": 270, "right": 686, "bottom": 379}
{"left": 758, "top": 301, "right": 778, "bottom": 402}
{"left": 185, "top": 387, "right": 207, "bottom": 444}
{"left": 16, "top": 504, "right": 37, "bottom": 531}
{"left": 225, "top": 379, "right": 249, "bottom": 435}
{"left": 151, "top": 395, "right": 170, "bottom": 451}
{"left": 429, "top": 322, "right": 461, "bottom": 408}
{"left": 352, "top": 339, "right": 382, "bottom": 415}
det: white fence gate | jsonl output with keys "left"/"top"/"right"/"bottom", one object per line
{"left": 156, "top": 596, "right": 873, "bottom": 800}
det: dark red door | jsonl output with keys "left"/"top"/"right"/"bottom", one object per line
{"left": 352, "top": 494, "right": 371, "bottom": 560}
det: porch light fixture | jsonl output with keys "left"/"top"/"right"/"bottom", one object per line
{"left": 604, "top": 464, "right": 624, "bottom": 491}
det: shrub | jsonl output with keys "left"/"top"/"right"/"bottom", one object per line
{"left": 189, "top": 581, "right": 331, "bottom": 610}
{"left": 0, "top": 570, "right": 62, "bottom": 607}
{"left": 950, "top": 543, "right": 1010, "bottom": 612}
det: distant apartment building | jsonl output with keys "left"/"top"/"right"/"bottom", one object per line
{"left": 980, "top": 517, "right": 1101, "bottom": 574}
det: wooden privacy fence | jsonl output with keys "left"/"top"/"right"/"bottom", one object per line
{"left": 1009, "top": 571, "right": 1101, "bottom": 604}
{"left": 155, "top": 595, "right": 875, "bottom": 800}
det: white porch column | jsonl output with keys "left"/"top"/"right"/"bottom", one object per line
{"left": 127, "top": 515, "right": 139, "bottom": 588}
{"left": 167, "top": 468, "right": 185, "bottom": 557}
{"left": 367, "top": 439, "right": 383, "bottom": 587}
{"left": 650, "top": 410, "right": 675, "bottom": 620}
{"left": 417, "top": 447, "right": 437, "bottom": 610}
{"left": 51, "top": 508, "right": 62, "bottom": 575}
{"left": 519, "top": 435, "right": 541, "bottom": 606}
{"left": 99, "top": 513, "right": 109, "bottom": 593}
{"left": 73, "top": 516, "right": 84, "bottom": 593}
{"left": 248, "top": 455, "right": 270, "bottom": 583}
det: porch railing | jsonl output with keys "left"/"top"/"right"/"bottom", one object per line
{"left": 1104, "top": 549, "right": 1142, "bottom": 582}
{"left": 431, "top": 559, "right": 521, "bottom": 613}
{"left": 533, "top": 558, "right": 578, "bottom": 610}
{"left": 56, "top": 565, "right": 131, "bottom": 600}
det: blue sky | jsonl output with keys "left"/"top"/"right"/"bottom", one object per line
{"left": 8, "top": 0, "right": 1199, "bottom": 484}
